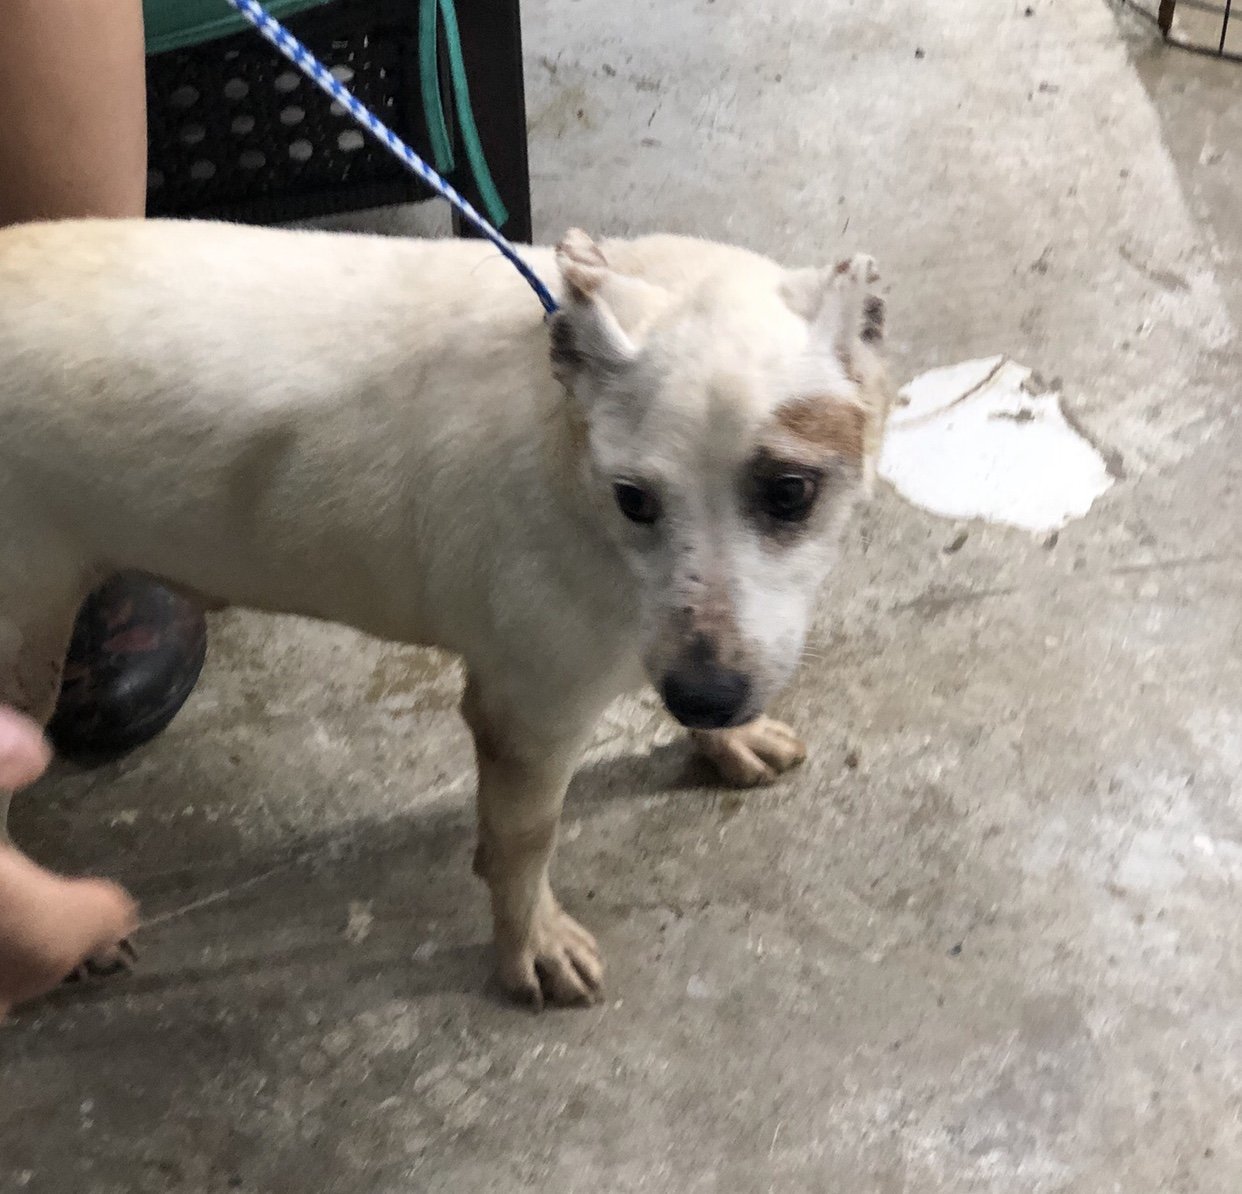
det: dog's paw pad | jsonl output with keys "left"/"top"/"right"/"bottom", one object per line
{"left": 694, "top": 717, "right": 807, "bottom": 788}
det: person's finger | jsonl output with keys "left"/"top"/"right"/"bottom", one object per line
{"left": 70, "top": 878, "right": 140, "bottom": 958}
{"left": 0, "top": 707, "right": 51, "bottom": 791}
{"left": 0, "top": 852, "right": 140, "bottom": 1011}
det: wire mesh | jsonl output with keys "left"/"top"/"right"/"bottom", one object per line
{"left": 1119, "top": 0, "right": 1239, "bottom": 62}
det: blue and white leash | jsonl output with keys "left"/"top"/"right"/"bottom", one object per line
{"left": 222, "top": 0, "right": 560, "bottom": 315}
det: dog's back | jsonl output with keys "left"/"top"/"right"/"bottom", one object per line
{"left": 0, "top": 220, "right": 562, "bottom": 634}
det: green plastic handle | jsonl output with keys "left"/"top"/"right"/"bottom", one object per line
{"left": 419, "top": 0, "right": 509, "bottom": 230}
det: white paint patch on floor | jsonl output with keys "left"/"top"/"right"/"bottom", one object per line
{"left": 879, "top": 356, "right": 1115, "bottom": 533}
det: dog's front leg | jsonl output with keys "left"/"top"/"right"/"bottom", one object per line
{"left": 462, "top": 674, "right": 603, "bottom": 1009}
{"left": 692, "top": 717, "right": 807, "bottom": 788}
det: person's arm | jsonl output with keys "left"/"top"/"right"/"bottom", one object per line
{"left": 0, "top": 0, "right": 147, "bottom": 224}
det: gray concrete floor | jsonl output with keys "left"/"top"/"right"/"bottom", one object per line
{"left": 3, "top": 1, "right": 1242, "bottom": 1190}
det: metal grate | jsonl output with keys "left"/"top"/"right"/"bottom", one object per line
{"left": 1119, "top": 0, "right": 1240, "bottom": 63}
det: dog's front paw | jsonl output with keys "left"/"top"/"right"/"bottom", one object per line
{"left": 693, "top": 716, "right": 807, "bottom": 787}
{"left": 497, "top": 905, "right": 603, "bottom": 1011}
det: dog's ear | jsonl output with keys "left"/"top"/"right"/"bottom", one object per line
{"left": 781, "top": 254, "right": 884, "bottom": 364}
{"left": 549, "top": 230, "right": 640, "bottom": 391}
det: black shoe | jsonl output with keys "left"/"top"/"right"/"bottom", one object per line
{"left": 47, "top": 573, "right": 207, "bottom": 764}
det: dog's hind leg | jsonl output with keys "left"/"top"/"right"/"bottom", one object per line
{"left": 462, "top": 671, "right": 604, "bottom": 1009}
{"left": 692, "top": 717, "right": 807, "bottom": 788}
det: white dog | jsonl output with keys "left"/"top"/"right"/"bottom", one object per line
{"left": 0, "top": 220, "right": 891, "bottom": 1007}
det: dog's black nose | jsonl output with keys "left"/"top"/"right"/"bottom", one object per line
{"left": 661, "top": 666, "right": 752, "bottom": 729}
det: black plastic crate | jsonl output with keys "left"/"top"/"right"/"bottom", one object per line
{"left": 146, "top": 0, "right": 442, "bottom": 225}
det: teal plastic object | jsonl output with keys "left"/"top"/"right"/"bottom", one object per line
{"left": 143, "top": 0, "right": 332, "bottom": 54}
{"left": 418, "top": 0, "right": 508, "bottom": 228}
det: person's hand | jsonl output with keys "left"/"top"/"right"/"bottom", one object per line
{"left": 0, "top": 708, "right": 138, "bottom": 1016}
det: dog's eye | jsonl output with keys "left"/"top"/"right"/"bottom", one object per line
{"left": 760, "top": 473, "right": 819, "bottom": 522}
{"left": 613, "top": 482, "right": 662, "bottom": 525}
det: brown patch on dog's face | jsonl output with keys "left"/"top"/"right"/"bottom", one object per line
{"left": 774, "top": 396, "right": 867, "bottom": 462}
{"left": 676, "top": 583, "right": 749, "bottom": 671}
{"left": 647, "top": 572, "right": 751, "bottom": 679}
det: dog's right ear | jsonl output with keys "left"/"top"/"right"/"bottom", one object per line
{"left": 548, "top": 230, "right": 640, "bottom": 392}
{"left": 780, "top": 254, "right": 884, "bottom": 365}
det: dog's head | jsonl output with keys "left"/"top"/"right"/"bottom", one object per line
{"left": 549, "top": 230, "right": 891, "bottom": 730}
